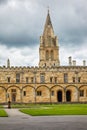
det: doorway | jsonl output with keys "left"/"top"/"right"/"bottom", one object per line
{"left": 66, "top": 90, "right": 71, "bottom": 102}
{"left": 12, "top": 93, "right": 16, "bottom": 102}
{"left": 57, "top": 90, "right": 62, "bottom": 102}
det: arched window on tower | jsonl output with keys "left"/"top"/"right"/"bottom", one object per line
{"left": 51, "top": 50, "right": 54, "bottom": 60}
{"left": 46, "top": 50, "right": 49, "bottom": 60}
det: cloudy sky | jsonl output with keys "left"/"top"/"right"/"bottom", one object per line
{"left": 0, "top": 0, "right": 87, "bottom": 67}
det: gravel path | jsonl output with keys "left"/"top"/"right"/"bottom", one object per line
{"left": 5, "top": 108, "right": 30, "bottom": 117}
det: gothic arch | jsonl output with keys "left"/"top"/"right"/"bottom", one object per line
{"left": 22, "top": 85, "right": 35, "bottom": 90}
{"left": 79, "top": 85, "right": 87, "bottom": 102}
{"left": 36, "top": 85, "right": 50, "bottom": 91}
{"left": 22, "top": 85, "right": 35, "bottom": 103}
{"left": 65, "top": 85, "right": 79, "bottom": 102}
{"left": 7, "top": 85, "right": 21, "bottom": 90}
{"left": 0, "top": 86, "right": 6, "bottom": 91}
{"left": 36, "top": 85, "right": 50, "bottom": 103}
{"left": 79, "top": 85, "right": 87, "bottom": 89}
{"left": 51, "top": 85, "right": 64, "bottom": 103}
{"left": 65, "top": 85, "right": 78, "bottom": 90}
{"left": 51, "top": 85, "right": 64, "bottom": 90}
{"left": 7, "top": 85, "right": 21, "bottom": 103}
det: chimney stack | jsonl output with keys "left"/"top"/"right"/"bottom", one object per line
{"left": 83, "top": 60, "right": 86, "bottom": 66}
{"left": 73, "top": 60, "right": 76, "bottom": 66}
{"left": 68, "top": 56, "right": 72, "bottom": 66}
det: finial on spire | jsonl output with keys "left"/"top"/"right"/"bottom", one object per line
{"left": 47, "top": 6, "right": 49, "bottom": 14}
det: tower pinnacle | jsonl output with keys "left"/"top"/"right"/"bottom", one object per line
{"left": 7, "top": 59, "right": 10, "bottom": 68}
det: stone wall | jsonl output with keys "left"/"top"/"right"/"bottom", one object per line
{"left": 0, "top": 66, "right": 87, "bottom": 103}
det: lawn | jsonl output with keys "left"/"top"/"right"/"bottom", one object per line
{"left": 0, "top": 105, "right": 3, "bottom": 108}
{"left": 0, "top": 109, "right": 8, "bottom": 117}
{"left": 19, "top": 104, "right": 87, "bottom": 116}
{"left": 12, "top": 103, "right": 41, "bottom": 108}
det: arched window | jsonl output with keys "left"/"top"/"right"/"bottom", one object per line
{"left": 51, "top": 50, "right": 54, "bottom": 60}
{"left": 46, "top": 50, "right": 49, "bottom": 60}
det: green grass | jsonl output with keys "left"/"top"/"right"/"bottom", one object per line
{"left": 12, "top": 103, "right": 44, "bottom": 108}
{"left": 19, "top": 104, "right": 87, "bottom": 116}
{"left": 0, "top": 109, "right": 8, "bottom": 117}
{"left": 0, "top": 105, "right": 3, "bottom": 108}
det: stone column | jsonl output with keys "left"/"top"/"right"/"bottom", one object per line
{"left": 34, "top": 89, "right": 36, "bottom": 103}
{"left": 64, "top": 88, "right": 66, "bottom": 102}
{"left": 20, "top": 89, "right": 22, "bottom": 103}
{"left": 6, "top": 91, "right": 8, "bottom": 103}
{"left": 50, "top": 89, "right": 51, "bottom": 104}
{"left": 77, "top": 88, "right": 79, "bottom": 102}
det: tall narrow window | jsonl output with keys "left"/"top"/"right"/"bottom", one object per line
{"left": 7, "top": 77, "right": 10, "bottom": 83}
{"left": 31, "top": 77, "right": 34, "bottom": 83}
{"left": 80, "top": 90, "right": 84, "bottom": 97}
{"left": 51, "top": 50, "right": 54, "bottom": 60}
{"left": 23, "top": 91, "right": 26, "bottom": 96}
{"left": 64, "top": 73, "right": 68, "bottom": 83}
{"left": 26, "top": 77, "right": 29, "bottom": 83}
{"left": 40, "top": 73, "right": 45, "bottom": 83}
{"left": 46, "top": 50, "right": 49, "bottom": 60}
{"left": 72, "top": 77, "right": 75, "bottom": 83}
{"left": 78, "top": 77, "right": 81, "bottom": 83}
{"left": 16, "top": 73, "right": 20, "bottom": 83}
{"left": 54, "top": 77, "right": 57, "bottom": 83}
{"left": 50, "top": 77, "right": 53, "bottom": 83}
{"left": 51, "top": 91, "right": 54, "bottom": 96}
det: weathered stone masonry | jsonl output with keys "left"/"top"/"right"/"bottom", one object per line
{"left": 0, "top": 10, "right": 87, "bottom": 103}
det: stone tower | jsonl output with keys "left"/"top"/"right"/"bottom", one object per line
{"left": 39, "top": 10, "right": 60, "bottom": 67}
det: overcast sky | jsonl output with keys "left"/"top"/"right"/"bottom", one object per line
{"left": 0, "top": 0, "right": 87, "bottom": 67}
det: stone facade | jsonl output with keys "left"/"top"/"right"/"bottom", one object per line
{"left": 0, "top": 10, "right": 87, "bottom": 103}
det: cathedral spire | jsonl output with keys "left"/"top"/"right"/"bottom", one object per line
{"left": 43, "top": 9, "right": 54, "bottom": 36}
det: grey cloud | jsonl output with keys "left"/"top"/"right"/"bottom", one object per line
{"left": 0, "top": 0, "right": 87, "bottom": 49}
{"left": 0, "top": 35, "right": 38, "bottom": 47}
{"left": 0, "top": 0, "right": 8, "bottom": 5}
{"left": 0, "top": 0, "right": 87, "bottom": 66}
{"left": 0, "top": 22, "right": 40, "bottom": 46}
{"left": 53, "top": 0, "right": 87, "bottom": 47}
